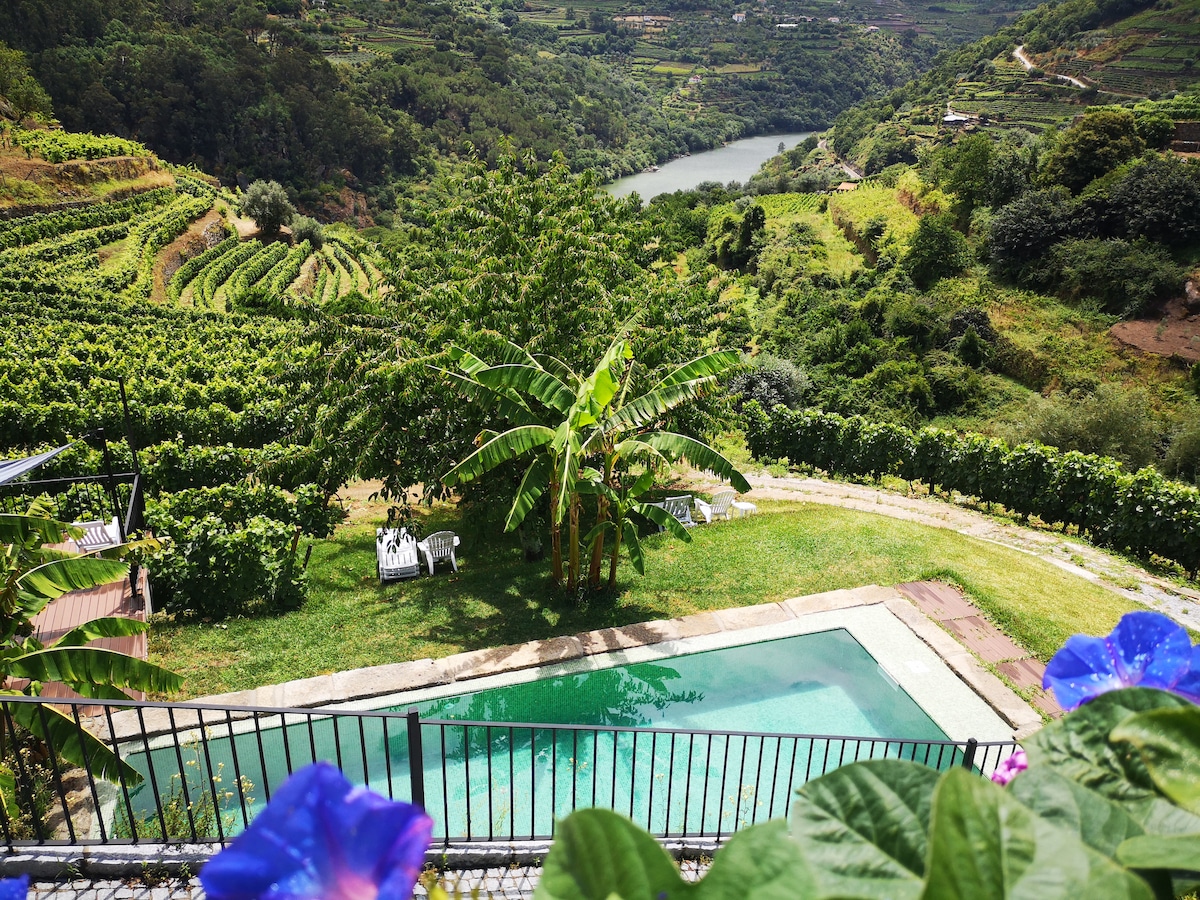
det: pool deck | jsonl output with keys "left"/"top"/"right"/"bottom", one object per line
{"left": 151, "top": 580, "right": 1041, "bottom": 743}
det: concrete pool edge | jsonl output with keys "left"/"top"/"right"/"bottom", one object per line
{"left": 145, "top": 583, "right": 1039, "bottom": 743}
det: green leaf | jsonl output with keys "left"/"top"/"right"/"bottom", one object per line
{"left": 695, "top": 820, "right": 818, "bottom": 899}
{"left": 0, "top": 764, "right": 14, "bottom": 819}
{"left": 788, "top": 760, "right": 938, "bottom": 899}
{"left": 505, "top": 456, "right": 550, "bottom": 532}
{"left": 53, "top": 616, "right": 150, "bottom": 648}
{"left": 1111, "top": 707, "right": 1200, "bottom": 815}
{"left": 604, "top": 382, "right": 715, "bottom": 434}
{"left": 442, "top": 424, "right": 555, "bottom": 487}
{"left": 1118, "top": 833, "right": 1200, "bottom": 873}
{"left": 0, "top": 513, "right": 76, "bottom": 548}
{"left": 632, "top": 503, "right": 693, "bottom": 543}
{"left": 622, "top": 520, "right": 644, "bottom": 575}
{"left": 18, "top": 556, "right": 130, "bottom": 609}
{"left": 1009, "top": 766, "right": 1146, "bottom": 860}
{"left": 922, "top": 768, "right": 1155, "bottom": 900}
{"left": 655, "top": 350, "right": 743, "bottom": 390}
{"left": 1023, "top": 688, "right": 1200, "bottom": 835}
{"left": 5, "top": 698, "right": 142, "bottom": 786}
{"left": 9, "top": 646, "right": 183, "bottom": 696}
{"left": 639, "top": 432, "right": 751, "bottom": 493}
{"left": 476, "top": 364, "right": 575, "bottom": 414}
{"left": 534, "top": 809, "right": 691, "bottom": 900}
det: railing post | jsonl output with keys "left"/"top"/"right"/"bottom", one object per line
{"left": 407, "top": 707, "right": 425, "bottom": 810}
{"left": 961, "top": 738, "right": 978, "bottom": 773}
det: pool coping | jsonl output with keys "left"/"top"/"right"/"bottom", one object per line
{"left": 120, "top": 584, "right": 1040, "bottom": 741}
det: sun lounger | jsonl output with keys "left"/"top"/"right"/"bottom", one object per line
{"left": 376, "top": 527, "right": 420, "bottom": 583}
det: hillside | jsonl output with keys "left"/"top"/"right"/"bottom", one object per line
{"left": 808, "top": 0, "right": 1200, "bottom": 171}
{"left": 0, "top": 0, "right": 1037, "bottom": 220}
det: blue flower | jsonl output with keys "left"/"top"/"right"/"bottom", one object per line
{"left": 201, "top": 762, "right": 432, "bottom": 900}
{"left": 0, "top": 875, "right": 29, "bottom": 900}
{"left": 1043, "top": 611, "right": 1193, "bottom": 711}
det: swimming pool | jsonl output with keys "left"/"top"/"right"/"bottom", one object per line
{"left": 116, "top": 627, "right": 968, "bottom": 842}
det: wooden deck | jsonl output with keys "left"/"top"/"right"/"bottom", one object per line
{"left": 24, "top": 567, "right": 149, "bottom": 703}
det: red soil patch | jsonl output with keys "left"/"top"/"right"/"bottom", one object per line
{"left": 1110, "top": 295, "right": 1200, "bottom": 363}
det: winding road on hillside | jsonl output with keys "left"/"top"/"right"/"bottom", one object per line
{"left": 1013, "top": 45, "right": 1090, "bottom": 89}
{"left": 685, "top": 470, "right": 1200, "bottom": 628}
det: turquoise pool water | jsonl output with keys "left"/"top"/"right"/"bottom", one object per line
{"left": 120, "top": 629, "right": 952, "bottom": 841}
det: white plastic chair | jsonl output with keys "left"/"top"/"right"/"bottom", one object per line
{"left": 661, "top": 495, "right": 696, "bottom": 530}
{"left": 73, "top": 517, "right": 121, "bottom": 553}
{"left": 376, "top": 527, "right": 420, "bottom": 583}
{"left": 417, "top": 531, "right": 461, "bottom": 575}
{"left": 695, "top": 489, "right": 736, "bottom": 524}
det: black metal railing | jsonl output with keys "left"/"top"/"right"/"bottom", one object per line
{"left": 0, "top": 695, "right": 1019, "bottom": 849}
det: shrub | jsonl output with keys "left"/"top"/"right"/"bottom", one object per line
{"left": 1164, "top": 418, "right": 1200, "bottom": 485}
{"left": 1005, "top": 384, "right": 1159, "bottom": 470}
{"left": 1039, "top": 238, "right": 1183, "bottom": 317}
{"left": 901, "top": 213, "right": 972, "bottom": 289}
{"left": 291, "top": 215, "right": 325, "bottom": 249}
{"left": 141, "top": 512, "right": 305, "bottom": 619}
{"left": 742, "top": 402, "right": 1200, "bottom": 575}
{"left": 729, "top": 354, "right": 811, "bottom": 411}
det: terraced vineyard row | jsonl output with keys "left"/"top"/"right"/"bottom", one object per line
{"left": 172, "top": 229, "right": 384, "bottom": 309}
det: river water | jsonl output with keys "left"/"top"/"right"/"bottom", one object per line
{"left": 604, "top": 132, "right": 813, "bottom": 202}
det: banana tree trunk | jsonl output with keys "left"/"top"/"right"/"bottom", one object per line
{"left": 550, "top": 471, "right": 563, "bottom": 587}
{"left": 607, "top": 527, "right": 620, "bottom": 589}
{"left": 587, "top": 493, "right": 608, "bottom": 591}
{"left": 567, "top": 493, "right": 581, "bottom": 592}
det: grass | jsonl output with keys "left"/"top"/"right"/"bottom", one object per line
{"left": 150, "top": 499, "right": 1141, "bottom": 698}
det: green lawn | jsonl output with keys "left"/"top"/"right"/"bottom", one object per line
{"left": 150, "top": 500, "right": 1140, "bottom": 698}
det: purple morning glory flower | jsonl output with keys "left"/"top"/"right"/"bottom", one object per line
{"left": 0, "top": 876, "right": 28, "bottom": 900}
{"left": 201, "top": 762, "right": 432, "bottom": 900}
{"left": 990, "top": 749, "right": 1028, "bottom": 786}
{"left": 1043, "top": 611, "right": 1194, "bottom": 711}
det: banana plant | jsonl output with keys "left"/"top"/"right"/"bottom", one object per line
{"left": 441, "top": 331, "right": 749, "bottom": 592}
{"left": 0, "top": 507, "right": 183, "bottom": 810}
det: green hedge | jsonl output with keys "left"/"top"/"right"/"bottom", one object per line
{"left": 744, "top": 403, "right": 1200, "bottom": 575}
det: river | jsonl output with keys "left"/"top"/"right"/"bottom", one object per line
{"left": 604, "top": 132, "right": 814, "bottom": 202}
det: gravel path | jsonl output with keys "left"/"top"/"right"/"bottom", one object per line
{"left": 685, "top": 471, "right": 1200, "bottom": 629}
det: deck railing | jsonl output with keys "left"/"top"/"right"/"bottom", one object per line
{"left": 0, "top": 695, "right": 1019, "bottom": 849}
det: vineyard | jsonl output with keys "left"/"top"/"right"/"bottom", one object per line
{"left": 0, "top": 151, "right": 387, "bottom": 625}
{"left": 5, "top": 125, "right": 151, "bottom": 163}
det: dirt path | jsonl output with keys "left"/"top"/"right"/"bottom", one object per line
{"left": 1013, "top": 45, "right": 1090, "bottom": 89}
{"left": 682, "top": 470, "right": 1200, "bottom": 628}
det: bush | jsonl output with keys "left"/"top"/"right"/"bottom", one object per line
{"left": 1164, "top": 418, "right": 1200, "bottom": 485}
{"left": 141, "top": 513, "right": 305, "bottom": 619}
{"left": 148, "top": 482, "right": 342, "bottom": 537}
{"left": 987, "top": 188, "right": 1077, "bottom": 281}
{"left": 729, "top": 354, "right": 811, "bottom": 411}
{"left": 1039, "top": 238, "right": 1183, "bottom": 317}
{"left": 901, "top": 214, "right": 972, "bottom": 289}
{"left": 743, "top": 402, "right": 1200, "bottom": 575}
{"left": 291, "top": 215, "right": 325, "bottom": 249}
{"left": 1004, "top": 384, "right": 1159, "bottom": 470}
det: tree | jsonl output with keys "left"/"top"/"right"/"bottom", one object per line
{"left": 902, "top": 213, "right": 971, "bottom": 289}
{"left": 0, "top": 41, "right": 51, "bottom": 120}
{"left": 945, "top": 133, "right": 993, "bottom": 223}
{"left": 240, "top": 180, "right": 295, "bottom": 236}
{"left": 0, "top": 507, "right": 182, "bottom": 797}
{"left": 1041, "top": 109, "right": 1145, "bottom": 194}
{"left": 290, "top": 215, "right": 324, "bottom": 249}
{"left": 442, "top": 335, "right": 749, "bottom": 593}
